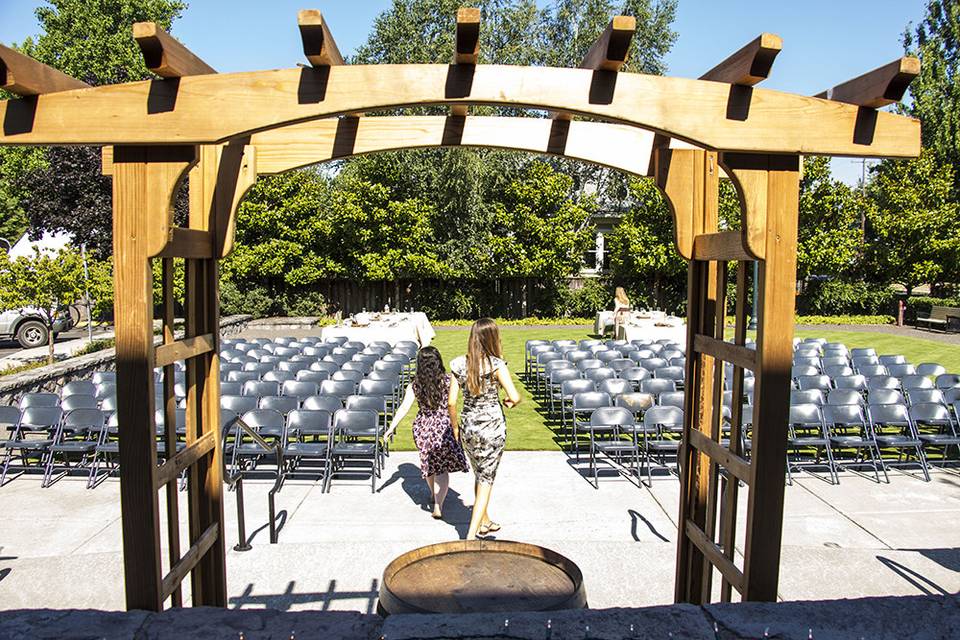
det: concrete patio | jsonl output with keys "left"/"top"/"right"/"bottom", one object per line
{"left": 0, "top": 451, "right": 957, "bottom": 613}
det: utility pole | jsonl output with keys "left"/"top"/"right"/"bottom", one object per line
{"left": 81, "top": 244, "right": 93, "bottom": 343}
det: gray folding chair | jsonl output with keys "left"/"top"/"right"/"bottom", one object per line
{"left": 259, "top": 395, "right": 300, "bottom": 415}
{"left": 1, "top": 406, "right": 62, "bottom": 485}
{"left": 786, "top": 403, "right": 837, "bottom": 485}
{"left": 302, "top": 395, "right": 344, "bottom": 412}
{"left": 824, "top": 404, "right": 885, "bottom": 483}
{"left": 643, "top": 405, "right": 684, "bottom": 476}
{"left": 283, "top": 409, "right": 333, "bottom": 489}
{"left": 560, "top": 379, "right": 595, "bottom": 432}
{"left": 61, "top": 381, "right": 97, "bottom": 398}
{"left": 571, "top": 391, "right": 611, "bottom": 459}
{"left": 911, "top": 402, "right": 960, "bottom": 474}
{"left": 867, "top": 402, "right": 930, "bottom": 481}
{"left": 44, "top": 408, "right": 103, "bottom": 487}
{"left": 329, "top": 409, "right": 380, "bottom": 493}
{"left": 588, "top": 407, "right": 639, "bottom": 487}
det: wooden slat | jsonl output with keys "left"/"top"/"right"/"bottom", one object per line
{"left": 689, "top": 429, "right": 751, "bottom": 485}
{"left": 554, "top": 16, "right": 635, "bottom": 121}
{"left": 160, "top": 258, "right": 182, "bottom": 607}
{"left": 0, "top": 44, "right": 90, "bottom": 96}
{"left": 451, "top": 7, "right": 481, "bottom": 117}
{"left": 684, "top": 521, "right": 745, "bottom": 593}
{"left": 160, "top": 522, "right": 219, "bottom": 600}
{"left": 581, "top": 16, "right": 636, "bottom": 71}
{"left": 0, "top": 65, "right": 921, "bottom": 158}
{"left": 155, "top": 333, "right": 215, "bottom": 367}
{"left": 815, "top": 57, "right": 920, "bottom": 108}
{"left": 693, "top": 334, "right": 756, "bottom": 371}
{"left": 155, "top": 228, "right": 214, "bottom": 259}
{"left": 298, "top": 9, "right": 344, "bottom": 67}
{"left": 692, "top": 231, "right": 753, "bottom": 261}
{"left": 701, "top": 33, "right": 782, "bottom": 86}
{"left": 133, "top": 22, "right": 216, "bottom": 78}
{"left": 156, "top": 430, "right": 215, "bottom": 488}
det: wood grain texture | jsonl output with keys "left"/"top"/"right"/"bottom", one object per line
{"left": 581, "top": 16, "right": 635, "bottom": 71}
{"left": 111, "top": 145, "right": 195, "bottom": 612}
{"left": 298, "top": 9, "right": 344, "bottom": 67}
{"left": 692, "top": 230, "right": 753, "bottom": 261}
{"left": 455, "top": 7, "right": 481, "bottom": 65}
{"left": 693, "top": 334, "right": 756, "bottom": 371}
{"left": 133, "top": 22, "right": 216, "bottom": 78}
{"left": 719, "top": 153, "right": 771, "bottom": 260}
{"left": 160, "top": 258, "right": 182, "bottom": 607}
{"left": 154, "top": 333, "right": 215, "bottom": 367}
{"left": 701, "top": 33, "right": 782, "bottom": 86}
{"left": 0, "top": 43, "right": 89, "bottom": 95}
{"left": 155, "top": 227, "right": 214, "bottom": 259}
{"left": 160, "top": 522, "right": 219, "bottom": 600}
{"left": 155, "top": 430, "right": 215, "bottom": 488}
{"left": 815, "top": 56, "right": 920, "bottom": 108}
{"left": 0, "top": 65, "right": 920, "bottom": 158}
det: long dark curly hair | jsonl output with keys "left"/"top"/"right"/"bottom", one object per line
{"left": 412, "top": 346, "right": 448, "bottom": 411}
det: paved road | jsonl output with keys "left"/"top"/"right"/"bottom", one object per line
{"left": 0, "top": 326, "right": 113, "bottom": 359}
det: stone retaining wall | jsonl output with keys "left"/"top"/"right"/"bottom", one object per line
{"left": 0, "top": 594, "right": 956, "bottom": 639}
{"left": 0, "top": 315, "right": 251, "bottom": 406}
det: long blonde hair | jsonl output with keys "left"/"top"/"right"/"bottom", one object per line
{"left": 466, "top": 317, "right": 503, "bottom": 396}
{"left": 615, "top": 287, "right": 630, "bottom": 307}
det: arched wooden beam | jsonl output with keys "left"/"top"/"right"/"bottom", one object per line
{"left": 0, "top": 64, "right": 919, "bottom": 157}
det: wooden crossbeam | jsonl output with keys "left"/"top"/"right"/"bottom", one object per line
{"left": 684, "top": 520, "right": 745, "bottom": 592}
{"left": 155, "top": 333, "right": 215, "bottom": 367}
{"left": 694, "top": 334, "right": 756, "bottom": 371}
{"left": 554, "top": 16, "right": 635, "bottom": 121}
{"left": 156, "top": 430, "right": 215, "bottom": 488}
{"left": 692, "top": 231, "right": 753, "bottom": 261}
{"left": 701, "top": 33, "right": 782, "bottom": 86}
{"left": 815, "top": 56, "right": 920, "bottom": 108}
{"left": 160, "top": 522, "right": 219, "bottom": 600}
{"left": 688, "top": 430, "right": 751, "bottom": 485}
{"left": 298, "top": 9, "right": 344, "bottom": 67}
{"left": 450, "top": 7, "right": 481, "bottom": 117}
{"left": 0, "top": 44, "right": 89, "bottom": 96}
{"left": 133, "top": 22, "right": 215, "bottom": 78}
{"left": 155, "top": 228, "right": 214, "bottom": 259}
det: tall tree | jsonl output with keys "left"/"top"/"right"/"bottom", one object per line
{"left": 0, "top": 0, "right": 188, "bottom": 257}
{"left": 796, "top": 156, "right": 861, "bottom": 281}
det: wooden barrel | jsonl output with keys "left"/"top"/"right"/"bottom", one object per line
{"left": 378, "top": 539, "right": 587, "bottom": 616}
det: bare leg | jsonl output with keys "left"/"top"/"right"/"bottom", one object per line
{"left": 425, "top": 474, "right": 436, "bottom": 509}
{"left": 467, "top": 480, "right": 494, "bottom": 539}
{"left": 434, "top": 473, "right": 449, "bottom": 517}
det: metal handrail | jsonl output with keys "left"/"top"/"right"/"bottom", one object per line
{"left": 222, "top": 417, "right": 285, "bottom": 548}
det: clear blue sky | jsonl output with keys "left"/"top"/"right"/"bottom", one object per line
{"left": 0, "top": 0, "right": 924, "bottom": 184}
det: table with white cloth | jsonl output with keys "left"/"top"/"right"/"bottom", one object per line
{"left": 594, "top": 311, "right": 615, "bottom": 336}
{"left": 320, "top": 312, "right": 436, "bottom": 347}
{"left": 616, "top": 313, "right": 687, "bottom": 345}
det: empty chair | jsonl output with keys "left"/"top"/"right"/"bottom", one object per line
{"left": 0, "top": 406, "right": 20, "bottom": 438}
{"left": 834, "top": 375, "right": 867, "bottom": 393}
{"left": 867, "top": 375, "right": 901, "bottom": 391}
{"left": 584, "top": 367, "right": 616, "bottom": 383}
{"left": 332, "top": 370, "right": 364, "bottom": 384}
{"left": 570, "top": 392, "right": 612, "bottom": 458}
{"left": 261, "top": 371, "right": 295, "bottom": 383}
{"left": 791, "top": 389, "right": 825, "bottom": 406}
{"left": 284, "top": 408, "right": 333, "bottom": 484}
{"left": 329, "top": 409, "right": 380, "bottom": 492}
{"left": 1, "top": 406, "right": 62, "bottom": 485}
{"left": 302, "top": 395, "right": 344, "bottom": 412}
{"left": 61, "top": 381, "right": 97, "bottom": 398}
{"left": 796, "top": 375, "right": 831, "bottom": 392}
{"left": 309, "top": 361, "right": 340, "bottom": 376}
{"left": 824, "top": 403, "right": 884, "bottom": 483}
{"left": 654, "top": 366, "right": 685, "bottom": 389}
{"left": 576, "top": 359, "right": 603, "bottom": 374}
{"left": 560, "top": 379, "right": 596, "bottom": 430}
{"left": 281, "top": 380, "right": 320, "bottom": 401}
{"left": 220, "top": 382, "right": 242, "bottom": 396}
{"left": 596, "top": 350, "right": 622, "bottom": 364}
{"left": 597, "top": 378, "right": 633, "bottom": 399}
{"left": 792, "top": 365, "right": 820, "bottom": 378}
{"left": 658, "top": 391, "right": 685, "bottom": 408}
{"left": 643, "top": 405, "right": 684, "bottom": 474}
{"left": 44, "top": 408, "right": 103, "bottom": 487}
{"left": 232, "top": 408, "right": 286, "bottom": 473}
{"left": 911, "top": 402, "right": 960, "bottom": 471}
{"left": 887, "top": 364, "right": 917, "bottom": 378}
{"left": 906, "top": 388, "right": 946, "bottom": 407}
{"left": 868, "top": 403, "right": 929, "bottom": 481}
{"left": 295, "top": 370, "right": 329, "bottom": 384}
{"left": 564, "top": 350, "right": 591, "bottom": 365}
{"left": 321, "top": 379, "right": 358, "bottom": 399}
{"left": 640, "top": 378, "right": 676, "bottom": 396}
{"left": 869, "top": 388, "right": 906, "bottom": 406}
{"left": 901, "top": 375, "right": 934, "bottom": 392}
{"left": 787, "top": 403, "right": 837, "bottom": 484}
{"left": 821, "top": 356, "right": 850, "bottom": 368}
{"left": 917, "top": 363, "right": 946, "bottom": 378}
{"left": 277, "top": 361, "right": 310, "bottom": 373}
{"left": 259, "top": 396, "right": 300, "bottom": 415}
{"left": 19, "top": 393, "right": 60, "bottom": 409}
{"left": 858, "top": 364, "right": 888, "bottom": 378}
{"left": 242, "top": 380, "right": 281, "bottom": 398}
{"left": 547, "top": 369, "right": 580, "bottom": 417}
{"left": 879, "top": 355, "right": 907, "bottom": 366}
{"left": 620, "top": 367, "right": 651, "bottom": 390}
{"left": 823, "top": 365, "right": 854, "bottom": 378}
{"left": 935, "top": 373, "right": 960, "bottom": 390}
{"left": 344, "top": 360, "right": 375, "bottom": 374}
{"left": 793, "top": 356, "right": 821, "bottom": 368}
{"left": 60, "top": 394, "right": 100, "bottom": 411}
{"left": 851, "top": 348, "right": 877, "bottom": 358}
{"left": 221, "top": 394, "right": 258, "bottom": 416}
{"left": 323, "top": 353, "right": 351, "bottom": 367}
{"left": 639, "top": 358, "right": 668, "bottom": 371}
{"left": 945, "top": 387, "right": 960, "bottom": 405}
{"left": 227, "top": 371, "right": 259, "bottom": 384}
{"left": 588, "top": 406, "right": 639, "bottom": 486}
{"left": 95, "top": 382, "right": 117, "bottom": 399}
{"left": 91, "top": 371, "right": 116, "bottom": 385}
{"left": 826, "top": 389, "right": 863, "bottom": 406}
{"left": 243, "top": 362, "right": 275, "bottom": 375}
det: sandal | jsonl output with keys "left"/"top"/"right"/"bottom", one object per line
{"left": 478, "top": 522, "right": 501, "bottom": 536}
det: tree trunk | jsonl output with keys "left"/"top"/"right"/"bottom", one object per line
{"left": 47, "top": 325, "right": 55, "bottom": 365}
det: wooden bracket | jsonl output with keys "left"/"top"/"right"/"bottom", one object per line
{"left": 655, "top": 148, "right": 718, "bottom": 260}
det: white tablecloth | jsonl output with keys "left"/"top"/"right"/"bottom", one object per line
{"left": 617, "top": 318, "right": 687, "bottom": 345}
{"left": 320, "top": 312, "right": 435, "bottom": 347}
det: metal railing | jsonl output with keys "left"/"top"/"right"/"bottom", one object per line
{"left": 223, "top": 418, "right": 284, "bottom": 548}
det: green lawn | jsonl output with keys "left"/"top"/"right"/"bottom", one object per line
{"left": 389, "top": 326, "right": 960, "bottom": 451}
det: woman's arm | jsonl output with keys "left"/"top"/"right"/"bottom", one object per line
{"left": 495, "top": 364, "right": 522, "bottom": 409}
{"left": 385, "top": 384, "right": 415, "bottom": 439}
{"left": 448, "top": 376, "right": 461, "bottom": 440}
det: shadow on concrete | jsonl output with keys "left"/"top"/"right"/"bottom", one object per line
{"left": 246, "top": 509, "right": 288, "bottom": 545}
{"left": 229, "top": 578, "right": 379, "bottom": 613}
{"left": 0, "top": 555, "right": 14, "bottom": 584}
{"left": 912, "top": 548, "right": 960, "bottom": 574}
{"left": 628, "top": 509, "right": 669, "bottom": 543}
{"left": 378, "top": 462, "right": 472, "bottom": 538}
{"left": 876, "top": 555, "right": 952, "bottom": 596}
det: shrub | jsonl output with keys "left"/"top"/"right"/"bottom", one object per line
{"left": 554, "top": 279, "right": 610, "bottom": 318}
{"left": 796, "top": 315, "right": 895, "bottom": 325}
{"left": 798, "top": 280, "right": 895, "bottom": 316}
{"left": 276, "top": 290, "right": 327, "bottom": 317}
{"left": 220, "top": 281, "right": 273, "bottom": 319}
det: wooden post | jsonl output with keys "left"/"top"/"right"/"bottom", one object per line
{"left": 742, "top": 155, "right": 800, "bottom": 600}
{"left": 112, "top": 145, "right": 196, "bottom": 612}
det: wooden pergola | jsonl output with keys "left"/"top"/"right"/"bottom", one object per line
{"left": 0, "top": 9, "right": 919, "bottom": 612}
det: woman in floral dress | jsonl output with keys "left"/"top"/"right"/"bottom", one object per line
{"left": 449, "top": 318, "right": 522, "bottom": 540}
{"left": 386, "top": 346, "right": 468, "bottom": 519}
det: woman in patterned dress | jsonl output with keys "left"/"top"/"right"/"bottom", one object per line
{"left": 386, "top": 346, "right": 468, "bottom": 519}
{"left": 448, "top": 318, "right": 522, "bottom": 540}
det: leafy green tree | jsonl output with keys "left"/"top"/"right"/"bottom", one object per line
{"left": 863, "top": 150, "right": 960, "bottom": 295}
{"left": 0, "top": 248, "right": 87, "bottom": 363}
{"left": 902, "top": 0, "right": 960, "bottom": 196}
{"left": 0, "top": 0, "right": 188, "bottom": 257}
{"left": 797, "top": 156, "right": 861, "bottom": 281}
